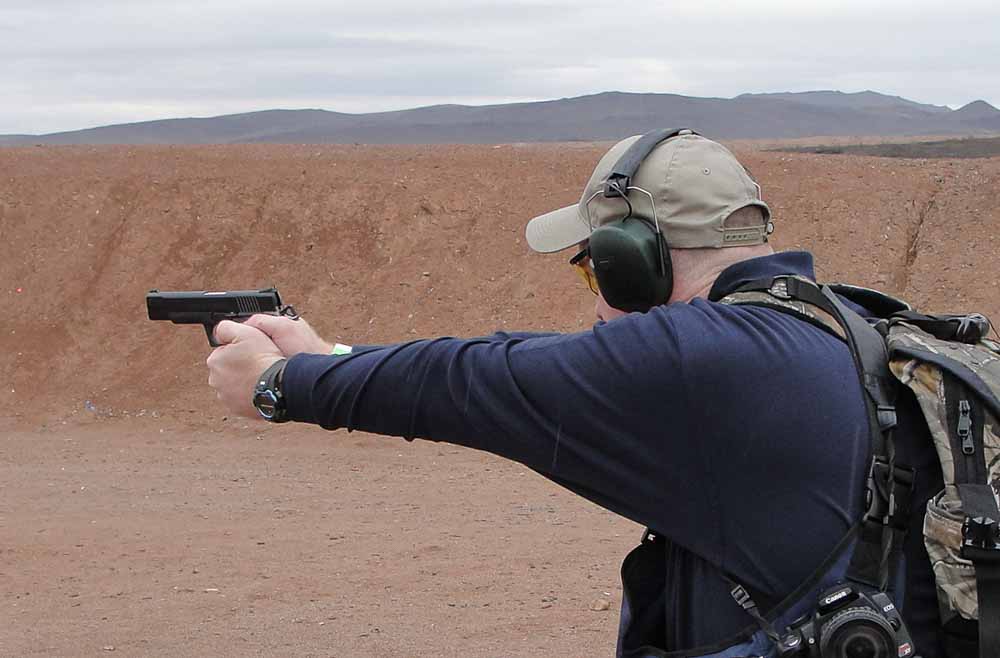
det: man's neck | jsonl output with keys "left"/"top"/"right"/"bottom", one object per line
{"left": 670, "top": 270, "right": 726, "bottom": 304}
{"left": 668, "top": 245, "right": 775, "bottom": 304}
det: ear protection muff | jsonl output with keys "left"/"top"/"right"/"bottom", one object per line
{"left": 589, "top": 215, "right": 673, "bottom": 312}
{"left": 588, "top": 128, "right": 695, "bottom": 312}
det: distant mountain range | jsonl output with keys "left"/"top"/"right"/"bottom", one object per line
{"left": 3, "top": 90, "right": 999, "bottom": 145}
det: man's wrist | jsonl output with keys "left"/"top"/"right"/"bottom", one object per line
{"left": 252, "top": 358, "right": 289, "bottom": 422}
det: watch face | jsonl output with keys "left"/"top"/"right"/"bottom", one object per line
{"left": 254, "top": 390, "right": 279, "bottom": 419}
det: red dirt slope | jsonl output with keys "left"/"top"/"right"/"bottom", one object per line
{"left": 1, "top": 144, "right": 996, "bottom": 425}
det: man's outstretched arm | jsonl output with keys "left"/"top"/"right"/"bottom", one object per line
{"left": 275, "top": 315, "right": 717, "bottom": 544}
{"left": 207, "top": 311, "right": 713, "bottom": 547}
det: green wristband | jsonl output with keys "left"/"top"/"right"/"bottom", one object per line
{"left": 330, "top": 343, "right": 353, "bottom": 356}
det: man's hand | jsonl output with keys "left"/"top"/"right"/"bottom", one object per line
{"left": 244, "top": 314, "right": 333, "bottom": 357}
{"left": 207, "top": 320, "right": 285, "bottom": 419}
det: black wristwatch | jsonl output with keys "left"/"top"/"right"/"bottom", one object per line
{"left": 252, "top": 359, "right": 289, "bottom": 423}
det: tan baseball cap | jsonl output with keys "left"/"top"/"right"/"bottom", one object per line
{"left": 525, "top": 131, "right": 772, "bottom": 253}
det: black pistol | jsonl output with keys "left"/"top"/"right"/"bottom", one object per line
{"left": 147, "top": 288, "right": 299, "bottom": 347}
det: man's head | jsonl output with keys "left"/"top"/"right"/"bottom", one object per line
{"left": 525, "top": 130, "right": 773, "bottom": 317}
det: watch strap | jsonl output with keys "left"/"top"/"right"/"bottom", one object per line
{"left": 254, "top": 358, "right": 289, "bottom": 422}
{"left": 262, "top": 358, "right": 286, "bottom": 392}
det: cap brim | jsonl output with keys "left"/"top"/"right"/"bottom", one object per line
{"left": 525, "top": 204, "right": 592, "bottom": 254}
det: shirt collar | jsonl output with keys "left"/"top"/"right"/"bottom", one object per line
{"left": 707, "top": 251, "right": 816, "bottom": 302}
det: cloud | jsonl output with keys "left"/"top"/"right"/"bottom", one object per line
{"left": 2, "top": 0, "right": 998, "bottom": 133}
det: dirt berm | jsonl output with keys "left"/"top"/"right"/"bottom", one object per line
{"left": 2, "top": 144, "right": 995, "bottom": 424}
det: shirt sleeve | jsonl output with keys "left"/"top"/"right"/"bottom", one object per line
{"left": 281, "top": 310, "right": 718, "bottom": 545}
{"left": 350, "top": 330, "right": 559, "bottom": 352}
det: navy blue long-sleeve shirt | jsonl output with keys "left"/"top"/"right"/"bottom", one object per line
{"left": 281, "top": 251, "right": 942, "bottom": 655}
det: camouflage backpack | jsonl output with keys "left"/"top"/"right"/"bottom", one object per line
{"left": 721, "top": 275, "right": 1000, "bottom": 658}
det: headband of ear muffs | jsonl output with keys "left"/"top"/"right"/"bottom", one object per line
{"left": 588, "top": 128, "right": 694, "bottom": 312}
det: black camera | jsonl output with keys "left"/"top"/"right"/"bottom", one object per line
{"left": 776, "top": 584, "right": 917, "bottom": 658}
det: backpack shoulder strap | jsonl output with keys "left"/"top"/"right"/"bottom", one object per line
{"left": 721, "top": 276, "right": 912, "bottom": 592}
{"left": 718, "top": 276, "right": 846, "bottom": 341}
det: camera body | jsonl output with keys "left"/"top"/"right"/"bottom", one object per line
{"left": 776, "top": 584, "right": 916, "bottom": 658}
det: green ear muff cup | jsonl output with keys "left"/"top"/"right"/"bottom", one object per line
{"left": 589, "top": 219, "right": 673, "bottom": 312}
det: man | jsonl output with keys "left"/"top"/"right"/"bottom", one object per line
{"left": 207, "top": 131, "right": 943, "bottom": 656}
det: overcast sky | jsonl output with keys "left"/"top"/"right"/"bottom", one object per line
{"left": 3, "top": 0, "right": 998, "bottom": 134}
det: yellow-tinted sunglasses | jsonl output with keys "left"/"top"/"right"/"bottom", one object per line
{"left": 569, "top": 246, "right": 599, "bottom": 295}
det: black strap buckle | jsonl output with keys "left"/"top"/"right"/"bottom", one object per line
{"left": 730, "top": 584, "right": 753, "bottom": 609}
{"left": 864, "top": 458, "right": 891, "bottom": 523}
{"left": 864, "top": 458, "right": 915, "bottom": 530}
{"left": 961, "top": 516, "right": 1000, "bottom": 561}
{"left": 887, "top": 465, "right": 915, "bottom": 531}
{"left": 876, "top": 404, "right": 898, "bottom": 433}
{"left": 956, "top": 313, "right": 990, "bottom": 344}
{"left": 729, "top": 583, "right": 781, "bottom": 644}
{"left": 767, "top": 275, "right": 819, "bottom": 301}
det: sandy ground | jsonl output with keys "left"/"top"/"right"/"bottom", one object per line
{"left": 1, "top": 142, "right": 998, "bottom": 656}
{"left": 2, "top": 418, "right": 633, "bottom": 657}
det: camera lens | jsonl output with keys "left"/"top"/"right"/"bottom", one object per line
{"left": 819, "top": 608, "right": 896, "bottom": 658}
{"left": 840, "top": 628, "right": 888, "bottom": 658}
